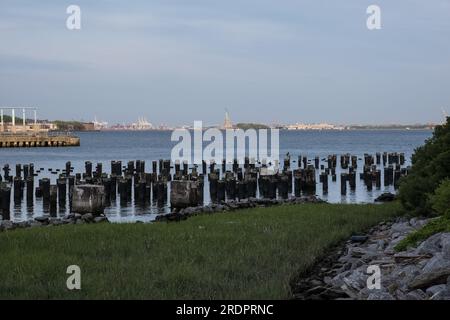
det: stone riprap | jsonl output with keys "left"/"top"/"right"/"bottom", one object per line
{"left": 293, "top": 217, "right": 450, "bottom": 300}
{"left": 0, "top": 212, "right": 109, "bottom": 232}
{"left": 155, "top": 195, "right": 324, "bottom": 222}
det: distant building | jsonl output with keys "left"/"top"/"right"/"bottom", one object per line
{"left": 286, "top": 123, "right": 344, "bottom": 130}
{"left": 93, "top": 117, "right": 108, "bottom": 130}
{"left": 131, "top": 117, "right": 153, "bottom": 130}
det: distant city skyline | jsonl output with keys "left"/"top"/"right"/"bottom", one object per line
{"left": 1, "top": 0, "right": 450, "bottom": 125}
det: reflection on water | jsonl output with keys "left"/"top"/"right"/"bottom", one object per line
{"left": 0, "top": 130, "right": 431, "bottom": 223}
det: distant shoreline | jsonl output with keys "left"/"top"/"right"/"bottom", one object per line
{"left": 66, "top": 127, "right": 435, "bottom": 133}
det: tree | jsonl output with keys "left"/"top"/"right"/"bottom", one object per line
{"left": 399, "top": 117, "right": 450, "bottom": 215}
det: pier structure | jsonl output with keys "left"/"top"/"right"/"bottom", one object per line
{"left": 0, "top": 107, "right": 80, "bottom": 147}
{"left": 0, "top": 107, "right": 38, "bottom": 133}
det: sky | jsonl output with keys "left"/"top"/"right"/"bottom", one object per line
{"left": 0, "top": 0, "right": 450, "bottom": 126}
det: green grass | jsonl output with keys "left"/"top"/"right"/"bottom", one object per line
{"left": 395, "top": 215, "right": 450, "bottom": 252}
{"left": 0, "top": 202, "right": 401, "bottom": 299}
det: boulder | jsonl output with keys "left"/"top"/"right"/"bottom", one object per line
{"left": 94, "top": 216, "right": 109, "bottom": 223}
{"left": 34, "top": 216, "right": 49, "bottom": 224}
{"left": 426, "top": 284, "right": 447, "bottom": 296}
{"left": 0, "top": 220, "right": 14, "bottom": 231}
{"left": 374, "top": 192, "right": 396, "bottom": 202}
{"left": 409, "top": 267, "right": 450, "bottom": 290}
{"left": 81, "top": 213, "right": 94, "bottom": 222}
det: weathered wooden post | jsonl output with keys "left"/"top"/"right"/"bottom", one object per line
{"left": 349, "top": 172, "right": 356, "bottom": 190}
{"left": 208, "top": 171, "right": 218, "bottom": 202}
{"left": 26, "top": 176, "right": 34, "bottom": 203}
{"left": 375, "top": 170, "right": 381, "bottom": 189}
{"left": 294, "top": 170, "right": 301, "bottom": 197}
{"left": 0, "top": 184, "right": 11, "bottom": 220}
{"left": 15, "top": 164, "right": 22, "bottom": 178}
{"left": 278, "top": 175, "right": 289, "bottom": 199}
{"left": 50, "top": 185, "right": 57, "bottom": 215}
{"left": 320, "top": 172, "right": 328, "bottom": 194}
{"left": 71, "top": 184, "right": 106, "bottom": 214}
{"left": 400, "top": 153, "right": 405, "bottom": 166}
{"left": 23, "top": 164, "right": 29, "bottom": 179}
{"left": 202, "top": 160, "right": 207, "bottom": 174}
{"left": 314, "top": 156, "right": 319, "bottom": 170}
{"left": 340, "top": 173, "right": 347, "bottom": 195}
{"left": 65, "top": 161, "right": 71, "bottom": 177}
{"left": 247, "top": 177, "right": 257, "bottom": 198}
{"left": 170, "top": 180, "right": 200, "bottom": 209}
{"left": 57, "top": 178, "right": 66, "bottom": 206}
{"left": 85, "top": 161, "right": 93, "bottom": 177}
{"left": 40, "top": 178, "right": 50, "bottom": 204}
{"left": 217, "top": 180, "right": 225, "bottom": 202}
{"left": 13, "top": 177, "right": 23, "bottom": 204}
{"left": 222, "top": 159, "right": 226, "bottom": 173}
{"left": 3, "top": 164, "right": 10, "bottom": 181}
{"left": 225, "top": 175, "right": 236, "bottom": 200}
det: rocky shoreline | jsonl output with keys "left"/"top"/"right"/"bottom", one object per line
{"left": 155, "top": 195, "right": 324, "bottom": 222}
{"left": 293, "top": 217, "right": 450, "bottom": 300}
{"left": 0, "top": 213, "right": 109, "bottom": 232}
{"left": 0, "top": 195, "right": 324, "bottom": 231}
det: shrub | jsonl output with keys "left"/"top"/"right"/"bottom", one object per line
{"left": 429, "top": 178, "right": 450, "bottom": 217}
{"left": 399, "top": 117, "right": 450, "bottom": 215}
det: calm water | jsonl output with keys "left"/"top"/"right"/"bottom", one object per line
{"left": 0, "top": 130, "right": 432, "bottom": 222}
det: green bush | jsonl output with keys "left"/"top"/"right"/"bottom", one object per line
{"left": 399, "top": 117, "right": 450, "bottom": 215}
{"left": 430, "top": 178, "right": 450, "bottom": 217}
{"left": 395, "top": 215, "right": 450, "bottom": 251}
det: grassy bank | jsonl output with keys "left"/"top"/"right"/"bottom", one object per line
{"left": 0, "top": 202, "right": 401, "bottom": 299}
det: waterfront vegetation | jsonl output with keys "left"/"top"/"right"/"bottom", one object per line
{"left": 395, "top": 215, "right": 450, "bottom": 252}
{"left": 0, "top": 202, "right": 401, "bottom": 299}
{"left": 53, "top": 120, "right": 87, "bottom": 131}
{"left": 399, "top": 117, "right": 450, "bottom": 216}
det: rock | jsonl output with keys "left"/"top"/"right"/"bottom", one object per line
{"left": 0, "top": 220, "right": 14, "bottom": 231}
{"left": 422, "top": 253, "right": 450, "bottom": 273}
{"left": 34, "top": 216, "right": 49, "bottom": 224}
{"left": 29, "top": 221, "right": 42, "bottom": 228}
{"left": 81, "top": 213, "right": 94, "bottom": 222}
{"left": 430, "top": 289, "right": 450, "bottom": 300}
{"left": 390, "top": 222, "right": 414, "bottom": 235}
{"left": 417, "top": 232, "right": 447, "bottom": 255}
{"left": 94, "top": 216, "right": 109, "bottom": 223}
{"left": 441, "top": 234, "right": 450, "bottom": 259}
{"left": 409, "top": 267, "right": 450, "bottom": 290}
{"left": 374, "top": 193, "right": 395, "bottom": 202}
{"left": 350, "top": 235, "right": 369, "bottom": 243}
{"left": 51, "top": 219, "right": 64, "bottom": 226}
{"left": 405, "top": 289, "right": 427, "bottom": 300}
{"left": 426, "top": 284, "right": 447, "bottom": 296}
{"left": 367, "top": 291, "right": 395, "bottom": 300}
{"left": 15, "top": 221, "right": 30, "bottom": 228}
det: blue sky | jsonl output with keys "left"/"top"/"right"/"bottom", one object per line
{"left": 1, "top": 0, "right": 449, "bottom": 125}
